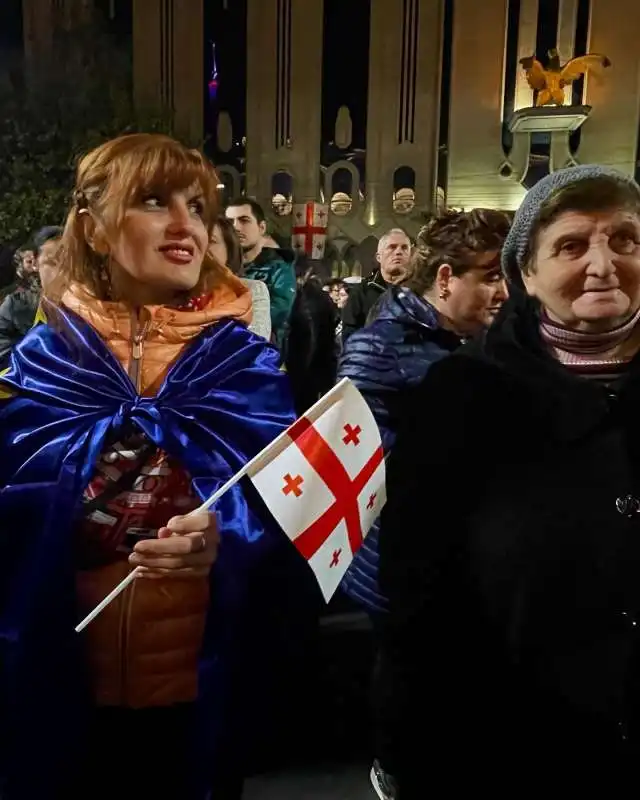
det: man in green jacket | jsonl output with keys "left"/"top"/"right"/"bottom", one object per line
{"left": 226, "top": 197, "right": 296, "bottom": 347}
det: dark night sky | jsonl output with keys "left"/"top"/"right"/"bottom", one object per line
{"left": 0, "top": 0, "right": 133, "bottom": 46}
{"left": 0, "top": 0, "right": 377, "bottom": 151}
{"left": 0, "top": 0, "right": 22, "bottom": 47}
{"left": 321, "top": 0, "right": 370, "bottom": 151}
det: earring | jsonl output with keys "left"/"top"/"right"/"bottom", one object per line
{"left": 97, "top": 254, "right": 113, "bottom": 299}
{"left": 74, "top": 189, "right": 88, "bottom": 210}
{"left": 439, "top": 288, "right": 450, "bottom": 300}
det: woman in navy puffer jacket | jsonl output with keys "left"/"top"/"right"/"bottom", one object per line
{"left": 338, "top": 285, "right": 460, "bottom": 611}
{"left": 337, "top": 208, "right": 512, "bottom": 799}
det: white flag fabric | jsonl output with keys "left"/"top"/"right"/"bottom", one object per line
{"left": 247, "top": 378, "right": 386, "bottom": 601}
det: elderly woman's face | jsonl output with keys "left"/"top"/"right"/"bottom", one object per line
{"left": 524, "top": 209, "right": 640, "bottom": 332}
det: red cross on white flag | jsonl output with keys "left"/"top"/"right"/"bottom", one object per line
{"left": 291, "top": 201, "right": 329, "bottom": 260}
{"left": 247, "top": 378, "right": 385, "bottom": 601}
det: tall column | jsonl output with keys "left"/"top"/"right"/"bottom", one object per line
{"left": 245, "top": 0, "right": 324, "bottom": 206}
{"left": 132, "top": 0, "right": 204, "bottom": 144}
{"left": 23, "top": 0, "right": 96, "bottom": 83}
{"left": 60, "top": 0, "right": 93, "bottom": 29}
{"left": 447, "top": 0, "right": 525, "bottom": 209}
{"left": 556, "top": 0, "right": 578, "bottom": 104}
{"left": 364, "top": 0, "right": 443, "bottom": 226}
{"left": 22, "top": 0, "right": 55, "bottom": 72}
{"left": 132, "top": 0, "right": 163, "bottom": 112}
{"left": 577, "top": 0, "right": 640, "bottom": 174}
{"left": 172, "top": 0, "right": 204, "bottom": 144}
{"left": 513, "top": 0, "right": 539, "bottom": 111}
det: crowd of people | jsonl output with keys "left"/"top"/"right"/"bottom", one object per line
{"left": 2, "top": 131, "right": 640, "bottom": 799}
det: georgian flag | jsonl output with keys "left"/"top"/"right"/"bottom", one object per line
{"left": 247, "top": 378, "right": 385, "bottom": 601}
{"left": 291, "top": 201, "right": 329, "bottom": 259}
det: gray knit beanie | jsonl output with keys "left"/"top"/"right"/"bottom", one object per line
{"left": 501, "top": 165, "right": 640, "bottom": 282}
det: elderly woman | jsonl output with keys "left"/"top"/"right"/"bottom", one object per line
{"left": 380, "top": 165, "right": 640, "bottom": 793}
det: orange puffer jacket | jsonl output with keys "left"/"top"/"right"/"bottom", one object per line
{"left": 67, "top": 275, "right": 252, "bottom": 708}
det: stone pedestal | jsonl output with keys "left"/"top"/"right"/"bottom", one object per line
{"left": 499, "top": 105, "right": 591, "bottom": 184}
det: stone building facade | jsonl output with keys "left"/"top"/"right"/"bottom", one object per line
{"left": 24, "top": 0, "right": 640, "bottom": 276}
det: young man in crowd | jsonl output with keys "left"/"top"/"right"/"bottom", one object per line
{"left": 225, "top": 197, "right": 296, "bottom": 347}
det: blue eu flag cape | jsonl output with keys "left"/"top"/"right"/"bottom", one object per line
{"left": 0, "top": 304, "right": 319, "bottom": 797}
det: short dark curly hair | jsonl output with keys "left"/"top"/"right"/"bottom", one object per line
{"left": 407, "top": 208, "right": 512, "bottom": 295}
{"left": 226, "top": 195, "right": 266, "bottom": 225}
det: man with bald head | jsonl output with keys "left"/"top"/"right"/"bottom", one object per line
{"left": 342, "top": 229, "right": 411, "bottom": 342}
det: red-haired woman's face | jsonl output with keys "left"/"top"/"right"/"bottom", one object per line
{"left": 107, "top": 185, "right": 209, "bottom": 304}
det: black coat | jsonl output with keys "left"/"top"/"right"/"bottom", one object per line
{"left": 341, "top": 271, "right": 388, "bottom": 342}
{"left": 380, "top": 291, "right": 640, "bottom": 790}
{"left": 284, "top": 278, "right": 338, "bottom": 417}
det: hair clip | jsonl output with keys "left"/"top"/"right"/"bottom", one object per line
{"left": 74, "top": 189, "right": 88, "bottom": 210}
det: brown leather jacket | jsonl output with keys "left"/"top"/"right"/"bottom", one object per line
{"left": 68, "top": 275, "right": 252, "bottom": 708}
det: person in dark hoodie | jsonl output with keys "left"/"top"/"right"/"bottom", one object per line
{"left": 0, "top": 225, "right": 62, "bottom": 367}
{"left": 337, "top": 208, "right": 512, "bottom": 800}
{"left": 285, "top": 257, "right": 339, "bottom": 416}
{"left": 225, "top": 197, "right": 296, "bottom": 347}
{"left": 341, "top": 228, "right": 412, "bottom": 343}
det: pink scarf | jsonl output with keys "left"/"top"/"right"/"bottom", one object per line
{"left": 540, "top": 307, "right": 640, "bottom": 381}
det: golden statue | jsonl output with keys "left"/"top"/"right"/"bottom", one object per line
{"left": 519, "top": 50, "right": 611, "bottom": 106}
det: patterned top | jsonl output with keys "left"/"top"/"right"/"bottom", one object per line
{"left": 77, "top": 427, "right": 197, "bottom": 568}
{"left": 75, "top": 289, "right": 251, "bottom": 567}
